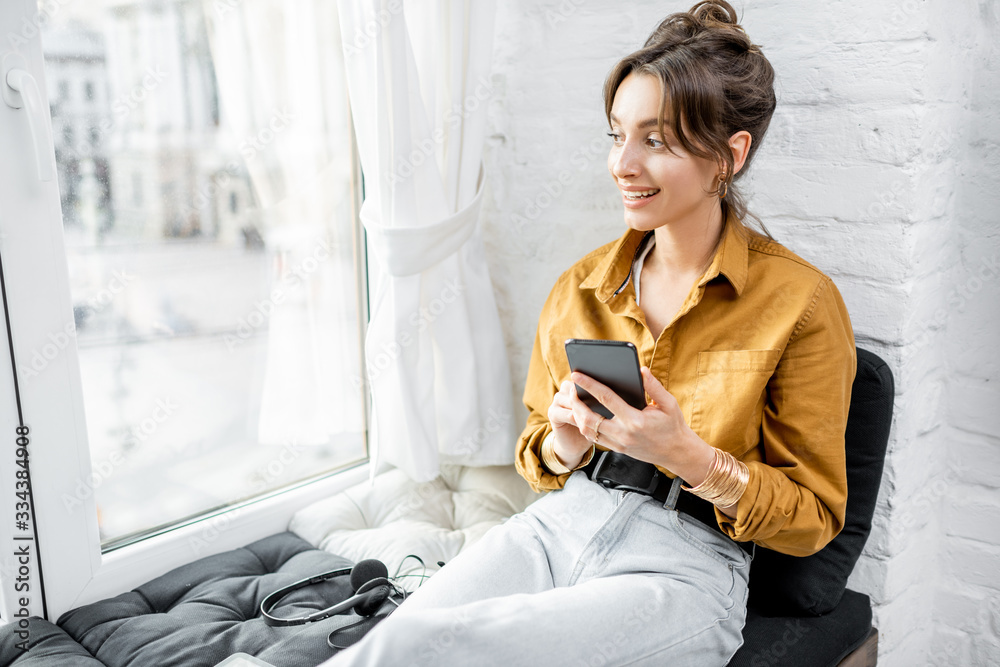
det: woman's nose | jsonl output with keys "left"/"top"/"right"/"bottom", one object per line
{"left": 611, "top": 141, "right": 641, "bottom": 180}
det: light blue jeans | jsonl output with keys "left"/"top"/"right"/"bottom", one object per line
{"left": 324, "top": 470, "right": 751, "bottom": 667}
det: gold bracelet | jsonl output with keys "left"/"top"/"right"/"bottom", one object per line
{"left": 683, "top": 449, "right": 720, "bottom": 500}
{"left": 540, "top": 434, "right": 595, "bottom": 475}
{"left": 683, "top": 448, "right": 749, "bottom": 508}
{"left": 708, "top": 449, "right": 747, "bottom": 508}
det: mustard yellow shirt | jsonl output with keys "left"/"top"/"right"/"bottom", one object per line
{"left": 515, "top": 214, "right": 856, "bottom": 557}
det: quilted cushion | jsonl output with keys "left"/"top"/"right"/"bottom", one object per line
{"left": 290, "top": 464, "right": 542, "bottom": 588}
{"left": 0, "top": 618, "right": 104, "bottom": 667}
{"left": 1, "top": 533, "right": 366, "bottom": 667}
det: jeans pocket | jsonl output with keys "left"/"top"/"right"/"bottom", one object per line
{"left": 673, "top": 512, "right": 749, "bottom": 573}
{"left": 672, "top": 521, "right": 745, "bottom": 609}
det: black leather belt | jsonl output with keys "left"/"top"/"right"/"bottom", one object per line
{"left": 580, "top": 450, "right": 753, "bottom": 555}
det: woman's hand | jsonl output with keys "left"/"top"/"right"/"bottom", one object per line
{"left": 569, "top": 367, "right": 716, "bottom": 487}
{"left": 546, "top": 380, "right": 598, "bottom": 470}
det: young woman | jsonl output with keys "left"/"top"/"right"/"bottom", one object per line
{"left": 329, "top": 2, "right": 855, "bottom": 665}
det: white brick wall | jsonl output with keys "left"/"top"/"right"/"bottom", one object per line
{"left": 482, "top": 1, "right": 1000, "bottom": 664}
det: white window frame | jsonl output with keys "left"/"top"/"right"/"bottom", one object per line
{"left": 0, "top": 0, "right": 371, "bottom": 621}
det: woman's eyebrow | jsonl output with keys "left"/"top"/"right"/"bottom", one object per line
{"left": 609, "top": 113, "right": 662, "bottom": 130}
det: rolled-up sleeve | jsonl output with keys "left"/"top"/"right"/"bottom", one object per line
{"left": 717, "top": 277, "right": 856, "bottom": 556}
{"left": 515, "top": 323, "right": 572, "bottom": 493}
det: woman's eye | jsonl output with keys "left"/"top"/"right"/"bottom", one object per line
{"left": 606, "top": 132, "right": 667, "bottom": 149}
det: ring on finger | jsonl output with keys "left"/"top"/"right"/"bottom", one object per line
{"left": 593, "top": 415, "right": 606, "bottom": 442}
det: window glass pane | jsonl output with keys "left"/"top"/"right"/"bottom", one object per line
{"left": 41, "top": 0, "right": 366, "bottom": 548}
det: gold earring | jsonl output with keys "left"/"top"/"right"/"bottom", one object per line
{"left": 717, "top": 173, "right": 729, "bottom": 199}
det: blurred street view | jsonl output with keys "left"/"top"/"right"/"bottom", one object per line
{"left": 40, "top": 0, "right": 366, "bottom": 545}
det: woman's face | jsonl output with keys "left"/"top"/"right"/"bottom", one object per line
{"left": 607, "top": 72, "right": 720, "bottom": 232}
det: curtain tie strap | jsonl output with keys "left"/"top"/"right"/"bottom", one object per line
{"left": 363, "top": 166, "right": 485, "bottom": 277}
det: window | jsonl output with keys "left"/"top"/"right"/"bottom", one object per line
{"left": 131, "top": 171, "right": 143, "bottom": 207}
{"left": 0, "top": 1, "right": 368, "bottom": 619}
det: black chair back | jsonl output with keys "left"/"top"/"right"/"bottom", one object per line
{"left": 729, "top": 347, "right": 894, "bottom": 667}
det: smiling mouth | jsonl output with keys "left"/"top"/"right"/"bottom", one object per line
{"left": 622, "top": 189, "right": 660, "bottom": 200}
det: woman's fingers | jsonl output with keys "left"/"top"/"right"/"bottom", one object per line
{"left": 551, "top": 369, "right": 690, "bottom": 466}
{"left": 589, "top": 417, "right": 622, "bottom": 451}
{"left": 570, "top": 372, "right": 633, "bottom": 420}
{"left": 553, "top": 382, "right": 574, "bottom": 404}
{"left": 548, "top": 403, "right": 578, "bottom": 428}
{"left": 551, "top": 381, "right": 589, "bottom": 430}
{"left": 566, "top": 385, "right": 616, "bottom": 446}
{"left": 640, "top": 367, "right": 676, "bottom": 408}
{"left": 556, "top": 372, "right": 673, "bottom": 452}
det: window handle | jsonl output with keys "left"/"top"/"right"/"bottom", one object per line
{"left": 3, "top": 54, "right": 55, "bottom": 182}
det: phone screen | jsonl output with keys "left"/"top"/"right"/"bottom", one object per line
{"left": 564, "top": 339, "right": 646, "bottom": 419}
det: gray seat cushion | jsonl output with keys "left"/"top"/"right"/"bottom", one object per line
{"left": 0, "top": 617, "right": 104, "bottom": 667}
{"left": 1, "top": 532, "right": 362, "bottom": 667}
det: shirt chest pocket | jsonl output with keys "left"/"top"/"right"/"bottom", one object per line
{"left": 689, "top": 349, "right": 782, "bottom": 452}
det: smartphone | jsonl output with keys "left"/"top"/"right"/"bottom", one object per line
{"left": 564, "top": 339, "right": 646, "bottom": 419}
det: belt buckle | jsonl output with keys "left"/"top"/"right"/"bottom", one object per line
{"left": 590, "top": 451, "right": 660, "bottom": 496}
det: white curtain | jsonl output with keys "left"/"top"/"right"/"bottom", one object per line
{"left": 204, "top": 1, "right": 365, "bottom": 445}
{"left": 337, "top": 0, "right": 514, "bottom": 481}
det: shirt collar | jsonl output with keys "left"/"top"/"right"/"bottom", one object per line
{"left": 579, "top": 208, "right": 749, "bottom": 301}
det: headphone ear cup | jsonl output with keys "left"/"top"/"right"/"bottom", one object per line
{"left": 353, "top": 577, "right": 393, "bottom": 617}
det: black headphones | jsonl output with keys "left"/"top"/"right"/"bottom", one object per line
{"left": 260, "top": 559, "right": 401, "bottom": 627}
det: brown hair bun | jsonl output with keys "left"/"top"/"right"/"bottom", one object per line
{"left": 689, "top": 0, "right": 740, "bottom": 26}
{"left": 644, "top": 1, "right": 760, "bottom": 59}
